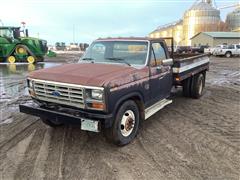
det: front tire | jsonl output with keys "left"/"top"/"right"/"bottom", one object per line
{"left": 104, "top": 100, "right": 140, "bottom": 146}
{"left": 225, "top": 52, "right": 232, "bottom": 58}
{"left": 41, "top": 117, "right": 63, "bottom": 127}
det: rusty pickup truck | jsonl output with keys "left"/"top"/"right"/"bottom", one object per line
{"left": 20, "top": 37, "right": 210, "bottom": 145}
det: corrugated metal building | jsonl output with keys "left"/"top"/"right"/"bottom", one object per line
{"left": 190, "top": 32, "right": 240, "bottom": 46}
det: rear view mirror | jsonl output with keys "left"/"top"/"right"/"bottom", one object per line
{"left": 162, "top": 58, "right": 173, "bottom": 66}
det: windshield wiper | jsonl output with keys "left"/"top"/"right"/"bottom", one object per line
{"left": 82, "top": 57, "right": 94, "bottom": 61}
{"left": 105, "top": 57, "right": 131, "bottom": 66}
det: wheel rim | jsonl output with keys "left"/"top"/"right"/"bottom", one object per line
{"left": 16, "top": 47, "right": 27, "bottom": 54}
{"left": 27, "top": 56, "right": 35, "bottom": 64}
{"left": 198, "top": 77, "right": 203, "bottom": 95}
{"left": 120, "top": 110, "right": 135, "bottom": 137}
{"left": 226, "top": 53, "right": 230, "bottom": 58}
{"left": 7, "top": 56, "right": 16, "bottom": 64}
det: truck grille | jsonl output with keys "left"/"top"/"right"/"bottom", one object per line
{"left": 33, "top": 80, "right": 85, "bottom": 108}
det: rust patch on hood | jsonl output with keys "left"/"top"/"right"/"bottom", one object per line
{"left": 28, "top": 63, "right": 149, "bottom": 88}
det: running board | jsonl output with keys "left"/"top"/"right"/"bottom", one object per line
{"left": 145, "top": 99, "right": 172, "bottom": 120}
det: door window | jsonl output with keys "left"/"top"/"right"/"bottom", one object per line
{"left": 150, "top": 42, "right": 166, "bottom": 66}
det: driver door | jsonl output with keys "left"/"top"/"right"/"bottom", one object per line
{"left": 149, "top": 41, "right": 172, "bottom": 102}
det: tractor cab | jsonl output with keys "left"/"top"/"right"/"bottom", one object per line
{"left": 0, "top": 26, "right": 28, "bottom": 41}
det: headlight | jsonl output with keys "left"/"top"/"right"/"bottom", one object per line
{"left": 91, "top": 89, "right": 103, "bottom": 100}
{"left": 86, "top": 89, "right": 103, "bottom": 101}
{"left": 85, "top": 88, "right": 105, "bottom": 110}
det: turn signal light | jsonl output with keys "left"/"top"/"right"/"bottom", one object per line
{"left": 29, "top": 89, "right": 36, "bottom": 97}
{"left": 91, "top": 102, "right": 105, "bottom": 110}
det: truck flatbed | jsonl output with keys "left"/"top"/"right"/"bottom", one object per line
{"left": 172, "top": 53, "right": 210, "bottom": 84}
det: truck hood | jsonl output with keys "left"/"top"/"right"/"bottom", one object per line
{"left": 28, "top": 63, "right": 149, "bottom": 88}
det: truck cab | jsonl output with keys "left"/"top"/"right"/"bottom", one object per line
{"left": 20, "top": 37, "right": 209, "bottom": 146}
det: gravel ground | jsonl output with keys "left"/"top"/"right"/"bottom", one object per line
{"left": 0, "top": 55, "right": 239, "bottom": 180}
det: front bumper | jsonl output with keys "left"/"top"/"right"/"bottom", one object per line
{"left": 19, "top": 102, "right": 114, "bottom": 129}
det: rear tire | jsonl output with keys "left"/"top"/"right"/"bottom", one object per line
{"left": 41, "top": 117, "right": 63, "bottom": 127}
{"left": 182, "top": 77, "right": 192, "bottom": 97}
{"left": 104, "top": 100, "right": 140, "bottom": 146}
{"left": 191, "top": 73, "right": 205, "bottom": 99}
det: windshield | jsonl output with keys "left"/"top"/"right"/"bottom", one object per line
{"left": 0, "top": 29, "right": 13, "bottom": 38}
{"left": 79, "top": 41, "right": 149, "bottom": 66}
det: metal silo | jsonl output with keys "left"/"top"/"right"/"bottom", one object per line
{"left": 183, "top": 0, "right": 221, "bottom": 45}
{"left": 226, "top": 7, "right": 240, "bottom": 32}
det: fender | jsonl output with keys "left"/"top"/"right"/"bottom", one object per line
{"left": 112, "top": 91, "right": 144, "bottom": 117}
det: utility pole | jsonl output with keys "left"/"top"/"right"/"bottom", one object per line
{"left": 73, "top": 24, "right": 75, "bottom": 44}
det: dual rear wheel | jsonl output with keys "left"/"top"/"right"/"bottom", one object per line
{"left": 183, "top": 72, "right": 205, "bottom": 99}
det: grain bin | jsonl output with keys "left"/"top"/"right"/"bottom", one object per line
{"left": 183, "top": 0, "right": 221, "bottom": 45}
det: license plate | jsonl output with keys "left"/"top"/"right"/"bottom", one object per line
{"left": 81, "top": 119, "right": 100, "bottom": 132}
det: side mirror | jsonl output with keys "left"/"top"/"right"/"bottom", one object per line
{"left": 162, "top": 58, "right": 173, "bottom": 66}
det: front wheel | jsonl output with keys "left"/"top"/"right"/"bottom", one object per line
{"left": 104, "top": 100, "right": 140, "bottom": 146}
{"left": 225, "top": 52, "right": 232, "bottom": 58}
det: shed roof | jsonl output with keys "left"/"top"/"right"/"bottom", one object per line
{"left": 191, "top": 32, "right": 240, "bottom": 39}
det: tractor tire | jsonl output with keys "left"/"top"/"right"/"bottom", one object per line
{"left": 7, "top": 56, "right": 16, "bottom": 64}
{"left": 27, "top": 56, "right": 36, "bottom": 64}
{"left": 104, "top": 100, "right": 140, "bottom": 146}
{"left": 15, "top": 47, "right": 27, "bottom": 55}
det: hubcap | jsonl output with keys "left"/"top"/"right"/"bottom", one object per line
{"left": 8, "top": 56, "right": 16, "bottom": 64}
{"left": 27, "top": 56, "right": 35, "bottom": 64}
{"left": 120, "top": 110, "right": 135, "bottom": 137}
{"left": 16, "top": 47, "right": 27, "bottom": 54}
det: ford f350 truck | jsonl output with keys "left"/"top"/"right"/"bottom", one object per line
{"left": 20, "top": 37, "right": 210, "bottom": 146}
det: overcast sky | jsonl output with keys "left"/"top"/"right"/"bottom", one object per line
{"left": 0, "top": 0, "right": 238, "bottom": 45}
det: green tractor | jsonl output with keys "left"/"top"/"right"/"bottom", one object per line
{"left": 0, "top": 26, "right": 48, "bottom": 63}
